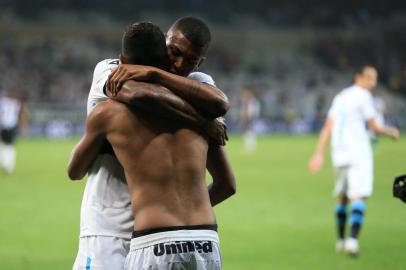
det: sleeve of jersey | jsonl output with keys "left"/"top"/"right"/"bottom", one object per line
{"left": 87, "top": 60, "right": 116, "bottom": 115}
{"left": 327, "top": 97, "right": 339, "bottom": 119}
{"left": 361, "top": 94, "right": 377, "bottom": 121}
{"left": 187, "top": 72, "right": 216, "bottom": 86}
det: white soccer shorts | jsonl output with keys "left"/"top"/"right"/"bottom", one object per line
{"left": 125, "top": 225, "right": 221, "bottom": 270}
{"left": 333, "top": 161, "right": 374, "bottom": 198}
{"left": 73, "top": 235, "right": 130, "bottom": 270}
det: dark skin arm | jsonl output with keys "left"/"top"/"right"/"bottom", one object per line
{"left": 67, "top": 104, "right": 108, "bottom": 180}
{"left": 110, "top": 81, "right": 208, "bottom": 127}
{"left": 206, "top": 144, "right": 236, "bottom": 206}
{"left": 154, "top": 68, "right": 229, "bottom": 118}
{"left": 110, "top": 80, "right": 228, "bottom": 146}
{"left": 108, "top": 65, "right": 229, "bottom": 119}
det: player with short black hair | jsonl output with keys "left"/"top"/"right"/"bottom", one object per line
{"left": 72, "top": 18, "right": 235, "bottom": 270}
{"left": 108, "top": 16, "right": 229, "bottom": 119}
{"left": 308, "top": 65, "right": 400, "bottom": 256}
{"left": 121, "top": 22, "right": 168, "bottom": 69}
{"left": 170, "top": 16, "right": 211, "bottom": 53}
{"left": 69, "top": 20, "right": 234, "bottom": 269}
{"left": 354, "top": 64, "right": 376, "bottom": 77}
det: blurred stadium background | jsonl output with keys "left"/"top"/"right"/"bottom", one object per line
{"left": 0, "top": 1, "right": 406, "bottom": 269}
{"left": 1, "top": 0, "right": 406, "bottom": 135}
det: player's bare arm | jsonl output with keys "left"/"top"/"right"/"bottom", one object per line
{"left": 110, "top": 80, "right": 209, "bottom": 125}
{"left": 308, "top": 117, "right": 334, "bottom": 173}
{"left": 206, "top": 144, "right": 236, "bottom": 206}
{"left": 367, "top": 118, "right": 400, "bottom": 139}
{"left": 67, "top": 103, "right": 110, "bottom": 180}
{"left": 108, "top": 64, "right": 229, "bottom": 119}
{"left": 110, "top": 80, "right": 228, "bottom": 145}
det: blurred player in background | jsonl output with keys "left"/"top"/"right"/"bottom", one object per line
{"left": 71, "top": 17, "right": 234, "bottom": 270}
{"left": 308, "top": 65, "right": 400, "bottom": 256}
{"left": 0, "top": 88, "right": 28, "bottom": 175}
{"left": 240, "top": 87, "right": 260, "bottom": 153}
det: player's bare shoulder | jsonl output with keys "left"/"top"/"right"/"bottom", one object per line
{"left": 87, "top": 100, "right": 126, "bottom": 129}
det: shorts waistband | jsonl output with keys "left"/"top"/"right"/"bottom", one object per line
{"left": 130, "top": 224, "right": 219, "bottom": 251}
{"left": 132, "top": 224, "right": 217, "bottom": 238}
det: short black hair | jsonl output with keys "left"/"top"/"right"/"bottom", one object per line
{"left": 172, "top": 16, "right": 211, "bottom": 52}
{"left": 355, "top": 64, "right": 376, "bottom": 75}
{"left": 122, "top": 22, "right": 168, "bottom": 69}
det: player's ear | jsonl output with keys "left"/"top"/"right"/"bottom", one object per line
{"left": 119, "top": 54, "right": 126, "bottom": 64}
{"left": 196, "top": 57, "right": 206, "bottom": 69}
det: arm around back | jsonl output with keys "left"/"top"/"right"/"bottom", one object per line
{"left": 206, "top": 145, "right": 236, "bottom": 206}
{"left": 67, "top": 103, "right": 110, "bottom": 180}
{"left": 107, "top": 64, "right": 229, "bottom": 119}
{"left": 154, "top": 69, "right": 230, "bottom": 119}
{"left": 111, "top": 80, "right": 211, "bottom": 128}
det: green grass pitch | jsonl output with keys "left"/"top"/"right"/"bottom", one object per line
{"left": 0, "top": 136, "right": 405, "bottom": 269}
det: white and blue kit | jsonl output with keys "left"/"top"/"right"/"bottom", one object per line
{"left": 328, "top": 85, "right": 377, "bottom": 198}
{"left": 73, "top": 59, "right": 217, "bottom": 270}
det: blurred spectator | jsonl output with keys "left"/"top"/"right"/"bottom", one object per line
{"left": 240, "top": 87, "right": 261, "bottom": 153}
{"left": 0, "top": 88, "right": 28, "bottom": 174}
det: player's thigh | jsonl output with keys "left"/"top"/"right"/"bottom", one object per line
{"left": 347, "top": 162, "right": 373, "bottom": 198}
{"left": 73, "top": 236, "right": 130, "bottom": 270}
{"left": 333, "top": 166, "right": 349, "bottom": 197}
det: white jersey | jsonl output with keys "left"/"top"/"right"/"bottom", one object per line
{"left": 328, "top": 85, "right": 376, "bottom": 167}
{"left": 87, "top": 59, "right": 119, "bottom": 114}
{"left": 0, "top": 96, "right": 21, "bottom": 129}
{"left": 80, "top": 59, "right": 216, "bottom": 239}
{"left": 81, "top": 59, "right": 132, "bottom": 238}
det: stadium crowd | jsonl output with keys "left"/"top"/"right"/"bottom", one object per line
{"left": 1, "top": 8, "right": 406, "bottom": 136}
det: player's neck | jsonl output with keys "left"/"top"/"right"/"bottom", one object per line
{"left": 354, "top": 83, "right": 370, "bottom": 92}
